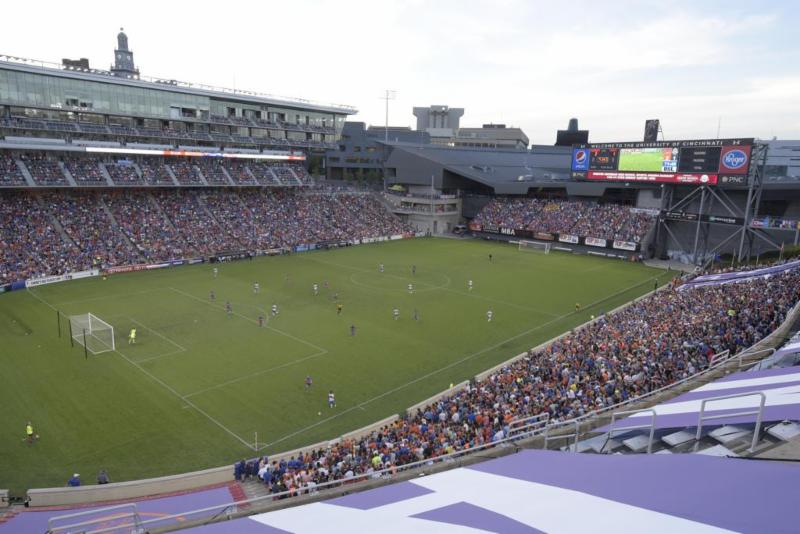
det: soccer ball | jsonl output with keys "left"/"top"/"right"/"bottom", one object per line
{"left": 318, "top": 411, "right": 322, "bottom": 416}
{"left": 590, "top": 315, "right": 595, "bottom": 320}
{"left": 102, "top": 276, "right": 107, "bottom": 281}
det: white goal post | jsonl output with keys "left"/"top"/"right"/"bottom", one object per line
{"left": 518, "top": 240, "right": 551, "bottom": 254}
{"left": 69, "top": 313, "right": 116, "bottom": 354}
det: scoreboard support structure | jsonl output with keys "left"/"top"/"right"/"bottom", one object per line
{"left": 653, "top": 143, "right": 779, "bottom": 266}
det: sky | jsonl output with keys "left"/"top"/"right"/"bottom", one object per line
{"left": 1, "top": 0, "right": 798, "bottom": 143}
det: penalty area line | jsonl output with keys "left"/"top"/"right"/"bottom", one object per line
{"left": 168, "top": 286, "right": 328, "bottom": 354}
{"left": 26, "top": 288, "right": 256, "bottom": 451}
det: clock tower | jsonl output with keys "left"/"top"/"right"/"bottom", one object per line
{"left": 110, "top": 28, "right": 139, "bottom": 78}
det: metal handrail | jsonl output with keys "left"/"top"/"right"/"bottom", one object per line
{"left": 602, "top": 408, "right": 657, "bottom": 454}
{"left": 47, "top": 503, "right": 140, "bottom": 533}
{"left": 543, "top": 419, "right": 580, "bottom": 451}
{"left": 695, "top": 391, "right": 766, "bottom": 453}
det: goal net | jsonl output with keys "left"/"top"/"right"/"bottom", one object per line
{"left": 518, "top": 240, "right": 551, "bottom": 254}
{"left": 70, "top": 313, "right": 115, "bottom": 354}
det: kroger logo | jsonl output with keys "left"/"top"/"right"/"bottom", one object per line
{"left": 574, "top": 150, "right": 587, "bottom": 164}
{"left": 723, "top": 149, "right": 748, "bottom": 169}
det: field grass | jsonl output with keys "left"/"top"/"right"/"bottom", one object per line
{"left": 617, "top": 148, "right": 670, "bottom": 172}
{"left": 0, "top": 238, "right": 671, "bottom": 494}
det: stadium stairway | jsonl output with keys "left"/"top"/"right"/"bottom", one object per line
{"left": 97, "top": 163, "right": 116, "bottom": 186}
{"left": 240, "top": 478, "right": 274, "bottom": 502}
{"left": 98, "top": 196, "right": 143, "bottom": 261}
{"left": 35, "top": 195, "right": 75, "bottom": 248}
{"left": 13, "top": 158, "right": 37, "bottom": 187}
{"left": 57, "top": 161, "right": 79, "bottom": 187}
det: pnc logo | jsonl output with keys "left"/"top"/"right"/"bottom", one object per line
{"left": 723, "top": 149, "right": 748, "bottom": 169}
{"left": 574, "top": 150, "right": 588, "bottom": 165}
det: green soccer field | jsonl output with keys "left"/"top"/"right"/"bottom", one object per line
{"left": 617, "top": 148, "right": 668, "bottom": 172}
{"left": 0, "top": 238, "right": 671, "bottom": 494}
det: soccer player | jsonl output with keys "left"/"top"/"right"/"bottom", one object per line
{"left": 413, "top": 308, "right": 419, "bottom": 321}
{"left": 225, "top": 301, "right": 232, "bottom": 316}
{"left": 209, "top": 290, "right": 215, "bottom": 301}
{"left": 254, "top": 282, "right": 260, "bottom": 294}
{"left": 393, "top": 307, "right": 400, "bottom": 320}
{"left": 486, "top": 309, "right": 494, "bottom": 322}
{"left": 213, "top": 267, "right": 218, "bottom": 278}
{"left": 411, "top": 265, "right": 416, "bottom": 276}
{"left": 323, "top": 280, "right": 329, "bottom": 289}
{"left": 379, "top": 263, "right": 384, "bottom": 273}
{"left": 305, "top": 375, "right": 313, "bottom": 391}
{"left": 350, "top": 324, "right": 357, "bottom": 336}
{"left": 271, "top": 303, "right": 279, "bottom": 317}
{"left": 328, "top": 390, "right": 336, "bottom": 408}
{"left": 313, "top": 283, "right": 319, "bottom": 296}
{"left": 407, "top": 283, "right": 414, "bottom": 294}
{"left": 258, "top": 315, "right": 265, "bottom": 327}
{"left": 575, "top": 302, "right": 581, "bottom": 312}
{"left": 488, "top": 253, "right": 493, "bottom": 262}
{"left": 128, "top": 327, "right": 136, "bottom": 345}
{"left": 468, "top": 280, "right": 473, "bottom": 291}
{"left": 24, "top": 421, "right": 37, "bottom": 443}
{"left": 337, "top": 303, "right": 343, "bottom": 315}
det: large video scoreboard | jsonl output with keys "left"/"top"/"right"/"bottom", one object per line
{"left": 571, "top": 138, "right": 753, "bottom": 185}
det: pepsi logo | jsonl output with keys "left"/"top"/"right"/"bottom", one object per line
{"left": 574, "top": 150, "right": 587, "bottom": 164}
{"left": 723, "top": 149, "right": 748, "bottom": 169}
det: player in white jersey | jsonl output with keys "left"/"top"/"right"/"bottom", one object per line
{"left": 393, "top": 308, "right": 400, "bottom": 320}
{"left": 468, "top": 280, "right": 473, "bottom": 291}
{"left": 313, "top": 283, "right": 319, "bottom": 296}
{"left": 213, "top": 267, "right": 218, "bottom": 278}
{"left": 253, "top": 282, "right": 260, "bottom": 294}
{"left": 486, "top": 309, "right": 494, "bottom": 322}
{"left": 328, "top": 390, "right": 336, "bottom": 408}
{"left": 407, "top": 283, "right": 414, "bottom": 294}
{"left": 379, "top": 263, "right": 384, "bottom": 273}
{"left": 271, "top": 303, "right": 279, "bottom": 316}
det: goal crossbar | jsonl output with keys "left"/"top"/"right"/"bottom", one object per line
{"left": 69, "top": 313, "right": 115, "bottom": 354}
{"left": 518, "top": 240, "right": 551, "bottom": 254}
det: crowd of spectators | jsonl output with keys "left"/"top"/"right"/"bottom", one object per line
{"left": 474, "top": 197, "right": 655, "bottom": 243}
{"left": 139, "top": 159, "right": 175, "bottom": 186}
{"left": 0, "top": 189, "right": 411, "bottom": 281}
{"left": 65, "top": 159, "right": 107, "bottom": 186}
{"left": 169, "top": 160, "right": 204, "bottom": 186}
{"left": 0, "top": 154, "right": 27, "bottom": 186}
{"left": 21, "top": 156, "right": 69, "bottom": 186}
{"left": 41, "top": 192, "right": 136, "bottom": 268}
{"left": 0, "top": 193, "right": 77, "bottom": 282}
{"left": 104, "top": 162, "right": 143, "bottom": 186}
{"left": 236, "top": 263, "right": 800, "bottom": 497}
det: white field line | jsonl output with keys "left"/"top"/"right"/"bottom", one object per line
{"left": 128, "top": 317, "right": 187, "bottom": 352}
{"left": 169, "top": 286, "right": 330, "bottom": 397}
{"left": 257, "top": 274, "right": 664, "bottom": 451}
{"left": 301, "top": 255, "right": 559, "bottom": 318}
{"left": 135, "top": 348, "right": 188, "bottom": 364}
{"left": 184, "top": 349, "right": 328, "bottom": 399}
{"left": 26, "top": 288, "right": 257, "bottom": 451}
{"left": 168, "top": 286, "right": 328, "bottom": 354}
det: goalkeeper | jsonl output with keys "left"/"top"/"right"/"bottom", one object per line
{"left": 128, "top": 327, "right": 137, "bottom": 345}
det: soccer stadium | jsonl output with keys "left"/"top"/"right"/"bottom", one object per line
{"left": 2, "top": 10, "right": 800, "bottom": 534}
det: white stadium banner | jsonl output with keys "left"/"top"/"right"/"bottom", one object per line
{"left": 585, "top": 237, "right": 608, "bottom": 248}
{"left": 558, "top": 234, "right": 579, "bottom": 244}
{"left": 613, "top": 240, "right": 638, "bottom": 251}
{"left": 25, "top": 269, "right": 99, "bottom": 288}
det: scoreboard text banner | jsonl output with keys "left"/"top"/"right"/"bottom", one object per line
{"left": 587, "top": 171, "right": 718, "bottom": 185}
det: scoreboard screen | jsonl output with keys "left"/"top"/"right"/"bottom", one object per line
{"left": 571, "top": 138, "right": 753, "bottom": 185}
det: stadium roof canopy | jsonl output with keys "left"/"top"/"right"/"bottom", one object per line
{"left": 383, "top": 142, "right": 573, "bottom": 194}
